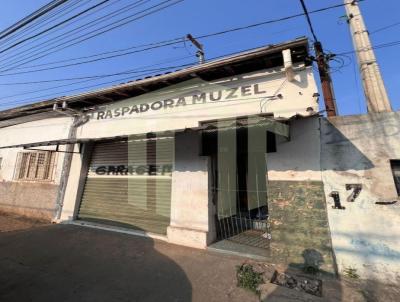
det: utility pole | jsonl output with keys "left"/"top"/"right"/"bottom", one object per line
{"left": 344, "top": 0, "right": 392, "bottom": 113}
{"left": 299, "top": 0, "right": 338, "bottom": 116}
{"left": 314, "top": 42, "right": 338, "bottom": 117}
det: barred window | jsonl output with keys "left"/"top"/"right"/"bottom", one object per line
{"left": 15, "top": 151, "right": 56, "bottom": 181}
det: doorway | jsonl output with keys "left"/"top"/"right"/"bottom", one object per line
{"left": 212, "top": 148, "right": 271, "bottom": 250}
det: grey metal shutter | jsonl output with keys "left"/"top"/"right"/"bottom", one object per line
{"left": 78, "top": 136, "right": 174, "bottom": 235}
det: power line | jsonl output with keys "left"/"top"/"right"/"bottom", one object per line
{"left": 0, "top": 65, "right": 181, "bottom": 87}
{"left": 298, "top": 0, "right": 318, "bottom": 41}
{"left": 0, "top": 63, "right": 195, "bottom": 108}
{"left": 0, "top": 0, "right": 86, "bottom": 47}
{"left": 0, "top": 1, "right": 360, "bottom": 73}
{"left": 0, "top": 0, "right": 167, "bottom": 66}
{"left": 0, "top": 55, "right": 193, "bottom": 85}
{"left": 351, "top": 52, "right": 363, "bottom": 114}
{"left": 0, "top": 0, "right": 112, "bottom": 55}
{"left": 370, "top": 21, "right": 400, "bottom": 35}
{"left": 12, "top": 38, "right": 183, "bottom": 71}
{"left": 0, "top": 0, "right": 182, "bottom": 72}
{"left": 0, "top": 0, "right": 69, "bottom": 40}
{"left": 0, "top": 59, "right": 194, "bottom": 102}
{"left": 0, "top": 0, "right": 136, "bottom": 59}
{"left": 195, "top": 2, "right": 350, "bottom": 40}
{"left": 0, "top": 1, "right": 365, "bottom": 75}
{"left": 0, "top": 39, "right": 183, "bottom": 77}
{"left": 337, "top": 38, "right": 400, "bottom": 55}
{"left": 0, "top": 0, "right": 157, "bottom": 68}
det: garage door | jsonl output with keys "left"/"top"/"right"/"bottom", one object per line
{"left": 77, "top": 136, "right": 174, "bottom": 235}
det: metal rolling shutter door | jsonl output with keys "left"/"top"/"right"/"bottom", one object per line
{"left": 78, "top": 137, "right": 173, "bottom": 235}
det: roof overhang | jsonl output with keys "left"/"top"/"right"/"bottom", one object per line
{"left": 0, "top": 37, "right": 310, "bottom": 122}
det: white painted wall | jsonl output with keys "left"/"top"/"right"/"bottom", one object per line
{"left": 167, "top": 131, "right": 213, "bottom": 248}
{"left": 0, "top": 116, "right": 72, "bottom": 184}
{"left": 268, "top": 117, "right": 321, "bottom": 181}
{"left": 321, "top": 112, "right": 400, "bottom": 283}
{"left": 76, "top": 66, "right": 319, "bottom": 140}
{"left": 0, "top": 116, "right": 72, "bottom": 148}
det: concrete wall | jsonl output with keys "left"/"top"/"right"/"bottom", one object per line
{"left": 268, "top": 180, "right": 335, "bottom": 275}
{"left": 0, "top": 116, "right": 72, "bottom": 220}
{"left": 264, "top": 117, "right": 335, "bottom": 274}
{"left": 58, "top": 143, "right": 90, "bottom": 222}
{"left": 268, "top": 117, "right": 321, "bottom": 181}
{"left": 321, "top": 112, "right": 400, "bottom": 282}
{"left": 167, "top": 131, "right": 214, "bottom": 248}
{"left": 0, "top": 182, "right": 58, "bottom": 220}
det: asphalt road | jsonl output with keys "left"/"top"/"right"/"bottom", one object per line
{"left": 0, "top": 224, "right": 257, "bottom": 302}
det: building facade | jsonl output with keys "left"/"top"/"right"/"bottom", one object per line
{"left": 0, "top": 37, "right": 399, "bottom": 282}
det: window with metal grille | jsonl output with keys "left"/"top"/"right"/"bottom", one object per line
{"left": 15, "top": 151, "right": 56, "bottom": 181}
{"left": 390, "top": 160, "right": 400, "bottom": 197}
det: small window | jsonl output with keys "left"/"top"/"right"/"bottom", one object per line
{"left": 15, "top": 151, "right": 56, "bottom": 182}
{"left": 0, "top": 157, "right": 2, "bottom": 170}
{"left": 390, "top": 160, "right": 400, "bottom": 196}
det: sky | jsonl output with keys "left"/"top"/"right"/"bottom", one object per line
{"left": 0, "top": 0, "right": 399, "bottom": 115}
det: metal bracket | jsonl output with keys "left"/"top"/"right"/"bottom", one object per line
{"left": 187, "top": 34, "right": 205, "bottom": 64}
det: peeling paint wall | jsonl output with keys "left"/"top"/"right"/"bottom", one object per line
{"left": 268, "top": 117, "right": 321, "bottom": 181}
{"left": 267, "top": 180, "right": 335, "bottom": 275}
{"left": 265, "top": 117, "right": 335, "bottom": 274}
{"left": 0, "top": 116, "right": 72, "bottom": 220}
{"left": 321, "top": 112, "right": 400, "bottom": 282}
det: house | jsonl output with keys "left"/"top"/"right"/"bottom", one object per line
{"left": 0, "top": 37, "right": 399, "bottom": 281}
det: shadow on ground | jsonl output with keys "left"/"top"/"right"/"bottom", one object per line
{"left": 0, "top": 224, "right": 192, "bottom": 302}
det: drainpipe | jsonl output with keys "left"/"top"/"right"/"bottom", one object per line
{"left": 53, "top": 102, "right": 88, "bottom": 221}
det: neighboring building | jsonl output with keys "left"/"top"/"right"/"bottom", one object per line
{"left": 0, "top": 116, "right": 70, "bottom": 220}
{"left": 321, "top": 113, "right": 400, "bottom": 281}
{"left": 0, "top": 37, "right": 399, "bottom": 282}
